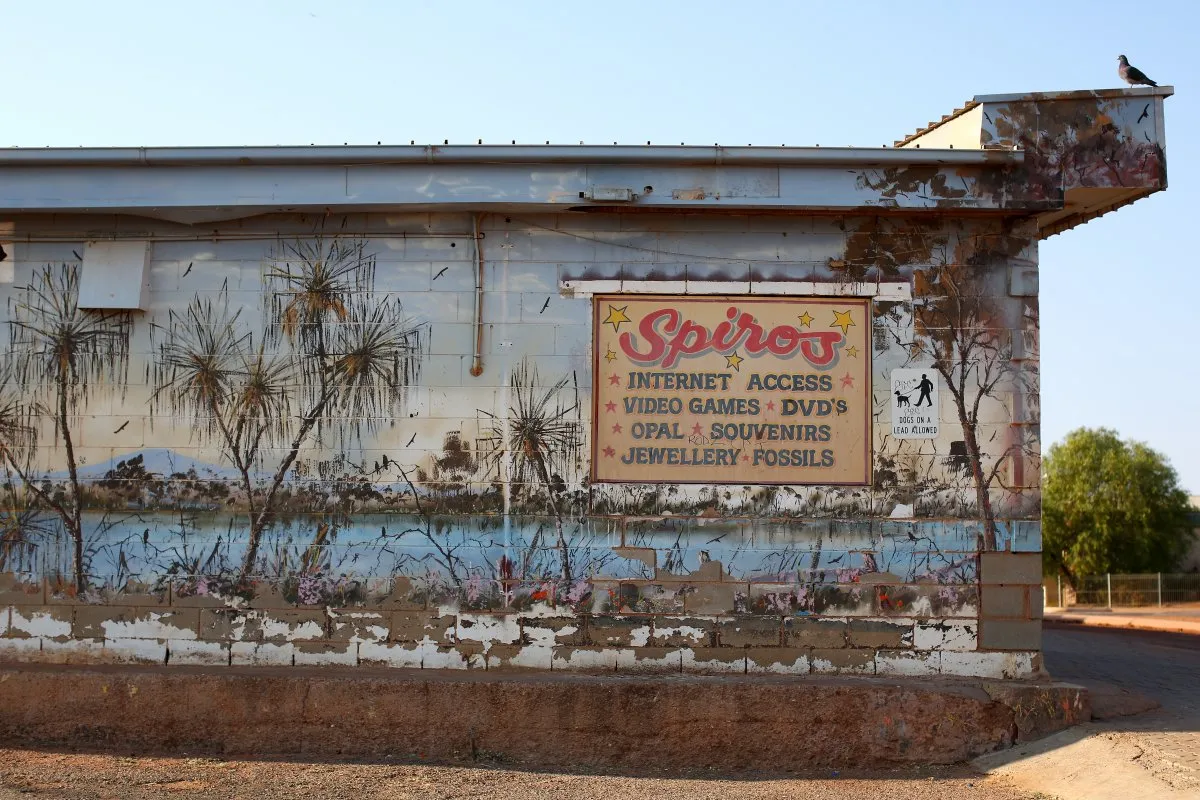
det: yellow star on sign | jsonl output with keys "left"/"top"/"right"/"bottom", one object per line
{"left": 831, "top": 309, "right": 855, "bottom": 336}
{"left": 604, "top": 346, "right": 617, "bottom": 363}
{"left": 725, "top": 351, "right": 744, "bottom": 371}
{"left": 603, "top": 304, "right": 631, "bottom": 332}
{"left": 844, "top": 345, "right": 859, "bottom": 358}
{"left": 797, "top": 311, "right": 814, "bottom": 328}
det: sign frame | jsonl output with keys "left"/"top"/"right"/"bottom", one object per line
{"left": 590, "top": 294, "right": 873, "bottom": 487}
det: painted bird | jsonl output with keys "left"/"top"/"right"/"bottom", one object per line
{"left": 1118, "top": 55, "right": 1157, "bottom": 87}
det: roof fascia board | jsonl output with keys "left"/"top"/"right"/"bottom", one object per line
{"left": 0, "top": 145, "right": 1021, "bottom": 168}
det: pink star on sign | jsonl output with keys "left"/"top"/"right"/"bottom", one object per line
{"left": 611, "top": 422, "right": 623, "bottom": 434}
{"left": 605, "top": 401, "right": 617, "bottom": 413}
{"left": 602, "top": 446, "right": 616, "bottom": 458}
{"left": 742, "top": 453, "right": 750, "bottom": 462}
{"left": 608, "top": 373, "right": 621, "bottom": 386}
{"left": 840, "top": 373, "right": 855, "bottom": 388}
{"left": 691, "top": 423, "right": 703, "bottom": 435}
{"left": 765, "top": 400, "right": 776, "bottom": 412}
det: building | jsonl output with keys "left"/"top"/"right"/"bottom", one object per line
{"left": 0, "top": 86, "right": 1171, "bottom": 678}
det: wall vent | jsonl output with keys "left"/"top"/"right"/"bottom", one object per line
{"left": 78, "top": 240, "right": 151, "bottom": 310}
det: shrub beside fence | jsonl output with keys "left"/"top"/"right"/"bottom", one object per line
{"left": 1054, "top": 573, "right": 1200, "bottom": 608}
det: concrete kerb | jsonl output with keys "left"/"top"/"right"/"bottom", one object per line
{"left": 1046, "top": 611, "right": 1200, "bottom": 636}
{"left": 0, "top": 663, "right": 1089, "bottom": 771}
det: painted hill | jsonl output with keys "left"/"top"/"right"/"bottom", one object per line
{"left": 44, "top": 448, "right": 256, "bottom": 481}
{"left": 42, "top": 448, "right": 434, "bottom": 497}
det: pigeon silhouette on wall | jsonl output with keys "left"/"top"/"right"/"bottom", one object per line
{"left": 1118, "top": 55, "right": 1157, "bottom": 87}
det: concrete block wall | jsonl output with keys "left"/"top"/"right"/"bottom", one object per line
{"left": 979, "top": 553, "right": 1043, "bottom": 652}
{"left": 0, "top": 575, "right": 1038, "bottom": 678}
{"left": 0, "top": 210, "right": 1043, "bottom": 679}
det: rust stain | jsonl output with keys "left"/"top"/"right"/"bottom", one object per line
{"left": 856, "top": 166, "right": 969, "bottom": 201}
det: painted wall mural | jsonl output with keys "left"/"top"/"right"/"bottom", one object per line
{"left": 0, "top": 211, "right": 1043, "bottom": 677}
{"left": 149, "top": 235, "right": 427, "bottom": 580}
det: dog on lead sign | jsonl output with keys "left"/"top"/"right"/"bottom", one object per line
{"left": 890, "top": 368, "right": 939, "bottom": 440}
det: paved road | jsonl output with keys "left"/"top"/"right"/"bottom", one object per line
{"left": 1044, "top": 623, "right": 1200, "bottom": 712}
{"left": 1043, "top": 623, "right": 1200, "bottom": 789}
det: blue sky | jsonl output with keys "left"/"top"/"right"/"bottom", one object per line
{"left": 3, "top": 0, "right": 1196, "bottom": 491}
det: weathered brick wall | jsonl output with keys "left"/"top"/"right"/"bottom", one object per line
{"left": 0, "top": 211, "right": 1043, "bottom": 678}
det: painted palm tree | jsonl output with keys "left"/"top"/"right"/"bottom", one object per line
{"left": 0, "top": 505, "right": 56, "bottom": 575}
{"left": 152, "top": 292, "right": 292, "bottom": 563}
{"left": 0, "top": 380, "right": 55, "bottom": 576}
{"left": 0, "top": 376, "right": 38, "bottom": 467}
{"left": 153, "top": 237, "right": 425, "bottom": 579}
{"left": 5, "top": 264, "right": 132, "bottom": 592}
{"left": 263, "top": 236, "right": 381, "bottom": 444}
{"left": 483, "top": 360, "right": 581, "bottom": 583}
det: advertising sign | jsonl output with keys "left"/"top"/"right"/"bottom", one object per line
{"left": 592, "top": 295, "right": 870, "bottom": 485}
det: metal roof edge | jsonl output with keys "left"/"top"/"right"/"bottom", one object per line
{"left": 1037, "top": 188, "right": 1156, "bottom": 239}
{"left": 894, "top": 86, "right": 1174, "bottom": 149}
{"left": 972, "top": 85, "right": 1174, "bottom": 104}
{"left": 0, "top": 144, "right": 1023, "bottom": 168}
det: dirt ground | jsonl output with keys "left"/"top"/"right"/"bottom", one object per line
{"left": 0, "top": 749, "right": 1048, "bottom": 800}
{"left": 8, "top": 625, "right": 1200, "bottom": 799}
{"left": 981, "top": 623, "right": 1200, "bottom": 800}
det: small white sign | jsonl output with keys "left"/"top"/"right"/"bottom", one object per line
{"left": 890, "top": 368, "right": 939, "bottom": 439}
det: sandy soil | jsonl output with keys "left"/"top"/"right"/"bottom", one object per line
{"left": 0, "top": 749, "right": 1046, "bottom": 800}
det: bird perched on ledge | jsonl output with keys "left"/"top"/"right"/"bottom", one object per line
{"left": 1118, "top": 55, "right": 1157, "bottom": 87}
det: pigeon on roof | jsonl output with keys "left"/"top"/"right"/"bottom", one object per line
{"left": 1118, "top": 55, "right": 1157, "bottom": 87}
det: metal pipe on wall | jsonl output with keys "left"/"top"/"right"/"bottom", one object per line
{"left": 469, "top": 214, "right": 486, "bottom": 377}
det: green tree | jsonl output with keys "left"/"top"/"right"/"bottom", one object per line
{"left": 1043, "top": 427, "right": 1194, "bottom": 582}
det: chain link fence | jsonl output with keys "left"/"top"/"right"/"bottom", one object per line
{"left": 1048, "top": 573, "right": 1200, "bottom": 608}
